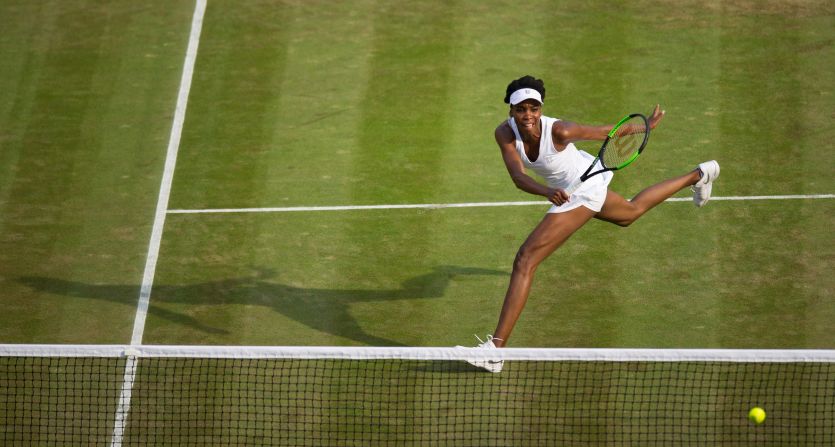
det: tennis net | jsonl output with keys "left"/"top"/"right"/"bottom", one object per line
{"left": 1, "top": 345, "right": 833, "bottom": 446}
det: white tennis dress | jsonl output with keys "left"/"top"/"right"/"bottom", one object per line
{"left": 508, "top": 116, "right": 612, "bottom": 213}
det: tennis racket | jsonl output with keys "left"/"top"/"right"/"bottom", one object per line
{"left": 564, "top": 113, "right": 650, "bottom": 195}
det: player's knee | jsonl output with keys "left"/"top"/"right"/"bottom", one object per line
{"left": 616, "top": 204, "right": 645, "bottom": 227}
{"left": 616, "top": 217, "right": 635, "bottom": 227}
{"left": 512, "top": 247, "right": 538, "bottom": 275}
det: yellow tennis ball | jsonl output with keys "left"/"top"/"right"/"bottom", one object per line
{"left": 748, "top": 407, "right": 766, "bottom": 424}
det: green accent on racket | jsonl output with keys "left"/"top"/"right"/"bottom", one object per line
{"left": 599, "top": 114, "right": 649, "bottom": 171}
{"left": 564, "top": 113, "right": 650, "bottom": 195}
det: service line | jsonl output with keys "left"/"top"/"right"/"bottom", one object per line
{"left": 167, "top": 194, "right": 835, "bottom": 214}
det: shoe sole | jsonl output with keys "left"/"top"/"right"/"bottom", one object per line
{"left": 694, "top": 161, "right": 720, "bottom": 207}
{"left": 466, "top": 359, "right": 503, "bottom": 373}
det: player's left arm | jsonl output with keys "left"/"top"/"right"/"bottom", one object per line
{"left": 552, "top": 105, "right": 665, "bottom": 146}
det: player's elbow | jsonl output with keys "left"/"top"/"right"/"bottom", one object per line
{"left": 509, "top": 173, "right": 527, "bottom": 190}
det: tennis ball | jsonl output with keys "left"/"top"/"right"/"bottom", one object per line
{"left": 748, "top": 407, "right": 766, "bottom": 424}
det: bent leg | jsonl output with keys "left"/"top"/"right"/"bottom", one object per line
{"left": 492, "top": 206, "right": 595, "bottom": 347}
{"left": 596, "top": 169, "right": 701, "bottom": 227}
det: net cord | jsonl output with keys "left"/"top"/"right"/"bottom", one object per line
{"left": 1, "top": 344, "right": 833, "bottom": 362}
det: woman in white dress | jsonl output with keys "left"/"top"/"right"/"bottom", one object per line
{"left": 465, "top": 75, "right": 720, "bottom": 372}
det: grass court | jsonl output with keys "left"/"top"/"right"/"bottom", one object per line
{"left": 1, "top": 0, "right": 833, "bottom": 349}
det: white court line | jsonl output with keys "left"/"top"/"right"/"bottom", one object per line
{"left": 111, "top": 1, "right": 206, "bottom": 446}
{"left": 130, "top": 0, "right": 206, "bottom": 346}
{"left": 167, "top": 194, "right": 835, "bottom": 214}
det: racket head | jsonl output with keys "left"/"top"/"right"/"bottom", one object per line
{"left": 600, "top": 113, "right": 650, "bottom": 170}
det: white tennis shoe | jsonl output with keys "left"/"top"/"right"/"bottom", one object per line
{"left": 692, "top": 160, "right": 720, "bottom": 207}
{"left": 456, "top": 335, "right": 504, "bottom": 373}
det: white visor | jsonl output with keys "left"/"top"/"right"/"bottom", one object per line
{"left": 509, "top": 88, "right": 542, "bottom": 105}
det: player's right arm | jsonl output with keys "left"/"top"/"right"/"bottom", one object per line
{"left": 495, "top": 123, "right": 568, "bottom": 206}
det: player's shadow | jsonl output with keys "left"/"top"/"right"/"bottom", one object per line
{"left": 18, "top": 265, "right": 506, "bottom": 346}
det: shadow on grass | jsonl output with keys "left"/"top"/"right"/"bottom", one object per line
{"left": 410, "top": 361, "right": 494, "bottom": 374}
{"left": 19, "top": 265, "right": 506, "bottom": 346}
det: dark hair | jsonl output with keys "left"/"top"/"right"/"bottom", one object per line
{"left": 503, "top": 75, "right": 546, "bottom": 104}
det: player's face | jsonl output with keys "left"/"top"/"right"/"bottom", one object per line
{"left": 510, "top": 100, "right": 542, "bottom": 132}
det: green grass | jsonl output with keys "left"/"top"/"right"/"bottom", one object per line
{"left": 0, "top": 1, "right": 196, "bottom": 343}
{"left": 1, "top": 0, "right": 834, "bottom": 350}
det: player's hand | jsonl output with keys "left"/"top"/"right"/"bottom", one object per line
{"left": 546, "top": 188, "right": 570, "bottom": 206}
{"left": 648, "top": 104, "right": 665, "bottom": 129}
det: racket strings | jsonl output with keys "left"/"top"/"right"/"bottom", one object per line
{"left": 602, "top": 117, "right": 648, "bottom": 168}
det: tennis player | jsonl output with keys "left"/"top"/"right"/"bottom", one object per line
{"left": 462, "top": 75, "right": 719, "bottom": 372}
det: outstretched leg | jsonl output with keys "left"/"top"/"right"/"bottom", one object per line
{"left": 491, "top": 206, "right": 596, "bottom": 347}
{"left": 595, "top": 168, "right": 701, "bottom": 227}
